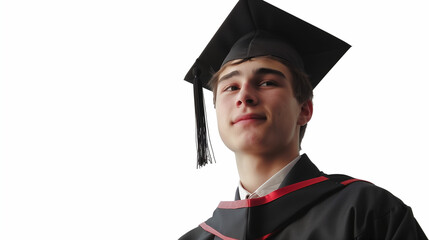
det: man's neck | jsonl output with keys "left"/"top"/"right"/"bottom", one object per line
{"left": 235, "top": 150, "right": 299, "bottom": 193}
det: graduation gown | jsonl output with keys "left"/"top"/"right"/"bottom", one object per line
{"left": 180, "top": 154, "right": 427, "bottom": 240}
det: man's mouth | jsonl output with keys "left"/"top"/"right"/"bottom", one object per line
{"left": 233, "top": 113, "right": 267, "bottom": 124}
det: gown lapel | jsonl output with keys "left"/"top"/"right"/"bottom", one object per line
{"left": 206, "top": 154, "right": 349, "bottom": 239}
{"left": 278, "top": 154, "right": 322, "bottom": 188}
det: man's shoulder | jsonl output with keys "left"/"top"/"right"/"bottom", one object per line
{"left": 340, "top": 177, "right": 402, "bottom": 201}
{"left": 326, "top": 174, "right": 407, "bottom": 216}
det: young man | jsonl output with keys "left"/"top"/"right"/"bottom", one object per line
{"left": 181, "top": 0, "right": 427, "bottom": 239}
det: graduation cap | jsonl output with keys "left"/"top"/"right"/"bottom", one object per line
{"left": 184, "top": 0, "right": 351, "bottom": 168}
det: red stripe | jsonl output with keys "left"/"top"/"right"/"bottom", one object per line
{"left": 341, "top": 178, "right": 363, "bottom": 185}
{"left": 257, "top": 231, "right": 277, "bottom": 240}
{"left": 255, "top": 177, "right": 363, "bottom": 240}
{"left": 218, "top": 176, "right": 329, "bottom": 209}
{"left": 200, "top": 222, "right": 238, "bottom": 240}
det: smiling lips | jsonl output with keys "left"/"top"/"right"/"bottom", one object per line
{"left": 233, "top": 113, "right": 266, "bottom": 124}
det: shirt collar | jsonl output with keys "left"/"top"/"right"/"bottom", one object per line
{"left": 238, "top": 155, "right": 301, "bottom": 200}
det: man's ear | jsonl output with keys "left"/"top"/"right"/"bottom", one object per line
{"left": 298, "top": 100, "right": 313, "bottom": 126}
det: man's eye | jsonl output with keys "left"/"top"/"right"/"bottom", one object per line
{"left": 260, "top": 81, "right": 275, "bottom": 87}
{"left": 225, "top": 86, "right": 239, "bottom": 91}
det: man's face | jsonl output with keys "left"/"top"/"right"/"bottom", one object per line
{"left": 215, "top": 57, "right": 312, "bottom": 156}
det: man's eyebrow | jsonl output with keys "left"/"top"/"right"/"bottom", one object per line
{"left": 254, "top": 68, "right": 286, "bottom": 79}
{"left": 219, "top": 70, "right": 241, "bottom": 82}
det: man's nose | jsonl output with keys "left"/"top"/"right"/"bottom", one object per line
{"left": 236, "top": 84, "right": 258, "bottom": 107}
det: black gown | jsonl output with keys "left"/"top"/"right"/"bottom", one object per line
{"left": 180, "top": 154, "right": 427, "bottom": 240}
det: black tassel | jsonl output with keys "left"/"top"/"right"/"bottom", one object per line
{"left": 193, "top": 66, "right": 215, "bottom": 168}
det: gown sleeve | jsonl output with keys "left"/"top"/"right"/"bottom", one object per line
{"left": 356, "top": 205, "right": 427, "bottom": 240}
{"left": 179, "top": 226, "right": 214, "bottom": 240}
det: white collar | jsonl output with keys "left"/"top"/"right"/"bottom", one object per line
{"left": 238, "top": 155, "right": 301, "bottom": 200}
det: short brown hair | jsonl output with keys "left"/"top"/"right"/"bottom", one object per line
{"left": 208, "top": 56, "right": 313, "bottom": 148}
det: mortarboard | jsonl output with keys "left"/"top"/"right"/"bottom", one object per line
{"left": 184, "top": 0, "right": 351, "bottom": 168}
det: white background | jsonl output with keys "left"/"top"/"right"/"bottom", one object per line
{"left": 1, "top": 0, "right": 428, "bottom": 239}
